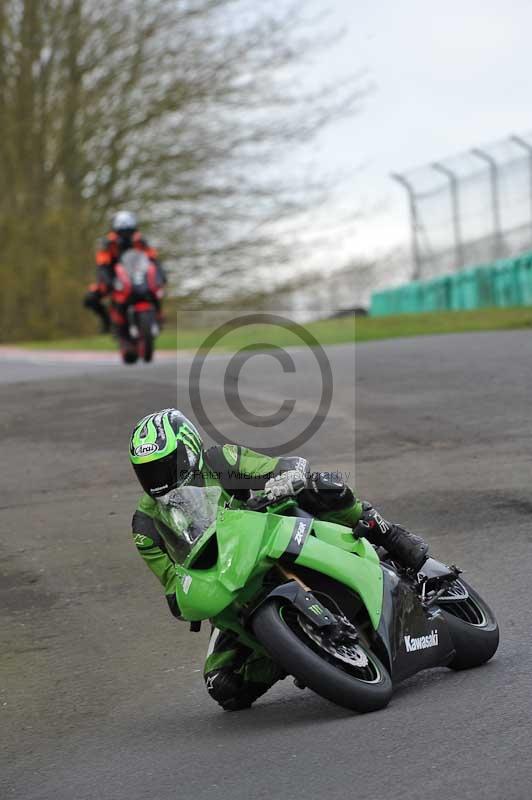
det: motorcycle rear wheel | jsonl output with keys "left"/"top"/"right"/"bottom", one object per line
{"left": 252, "top": 599, "right": 393, "bottom": 713}
{"left": 438, "top": 580, "right": 499, "bottom": 670}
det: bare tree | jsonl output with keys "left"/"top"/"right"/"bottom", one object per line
{"left": 0, "top": 0, "right": 366, "bottom": 339}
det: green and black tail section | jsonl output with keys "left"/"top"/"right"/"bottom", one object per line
{"left": 375, "top": 566, "right": 455, "bottom": 682}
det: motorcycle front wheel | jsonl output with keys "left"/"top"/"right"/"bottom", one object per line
{"left": 252, "top": 599, "right": 392, "bottom": 713}
{"left": 120, "top": 337, "right": 138, "bottom": 364}
{"left": 137, "top": 310, "right": 155, "bottom": 363}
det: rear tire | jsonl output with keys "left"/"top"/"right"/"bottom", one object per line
{"left": 439, "top": 581, "right": 499, "bottom": 670}
{"left": 252, "top": 599, "right": 393, "bottom": 713}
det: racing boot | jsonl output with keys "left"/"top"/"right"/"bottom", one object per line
{"left": 83, "top": 291, "right": 111, "bottom": 333}
{"left": 99, "top": 313, "right": 111, "bottom": 334}
{"left": 354, "top": 502, "right": 428, "bottom": 571}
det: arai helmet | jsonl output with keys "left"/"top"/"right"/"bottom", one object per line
{"left": 129, "top": 409, "right": 203, "bottom": 497}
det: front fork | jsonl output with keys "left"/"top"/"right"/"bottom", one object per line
{"left": 263, "top": 566, "right": 361, "bottom": 646}
{"left": 127, "top": 306, "right": 139, "bottom": 339}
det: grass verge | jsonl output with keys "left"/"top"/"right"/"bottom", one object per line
{"left": 7, "top": 306, "right": 532, "bottom": 351}
{"left": 354, "top": 306, "right": 532, "bottom": 341}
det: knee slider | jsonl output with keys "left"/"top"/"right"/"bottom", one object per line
{"left": 204, "top": 669, "right": 243, "bottom": 706}
{"left": 219, "top": 682, "right": 271, "bottom": 712}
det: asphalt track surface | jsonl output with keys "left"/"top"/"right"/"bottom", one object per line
{"left": 2, "top": 332, "right": 531, "bottom": 800}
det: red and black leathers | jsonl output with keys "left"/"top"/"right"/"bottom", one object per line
{"left": 84, "top": 231, "right": 166, "bottom": 333}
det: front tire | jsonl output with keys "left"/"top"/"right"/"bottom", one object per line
{"left": 439, "top": 580, "right": 499, "bottom": 670}
{"left": 120, "top": 338, "right": 138, "bottom": 364}
{"left": 137, "top": 310, "right": 155, "bottom": 363}
{"left": 252, "top": 599, "right": 393, "bottom": 713}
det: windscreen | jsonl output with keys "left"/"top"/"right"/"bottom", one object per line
{"left": 155, "top": 485, "right": 221, "bottom": 564}
{"left": 121, "top": 250, "right": 151, "bottom": 287}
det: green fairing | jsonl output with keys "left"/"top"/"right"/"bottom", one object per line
{"left": 173, "top": 505, "right": 383, "bottom": 631}
{"left": 290, "top": 524, "right": 383, "bottom": 627}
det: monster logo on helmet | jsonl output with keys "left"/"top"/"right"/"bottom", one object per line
{"left": 129, "top": 409, "right": 203, "bottom": 497}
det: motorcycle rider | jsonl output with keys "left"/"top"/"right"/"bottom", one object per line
{"left": 129, "top": 408, "right": 429, "bottom": 712}
{"left": 83, "top": 210, "right": 166, "bottom": 334}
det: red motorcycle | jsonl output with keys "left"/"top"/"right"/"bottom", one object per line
{"left": 111, "top": 250, "right": 164, "bottom": 364}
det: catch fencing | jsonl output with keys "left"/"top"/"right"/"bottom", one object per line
{"left": 393, "top": 134, "right": 532, "bottom": 281}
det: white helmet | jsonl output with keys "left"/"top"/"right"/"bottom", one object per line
{"left": 112, "top": 210, "right": 138, "bottom": 233}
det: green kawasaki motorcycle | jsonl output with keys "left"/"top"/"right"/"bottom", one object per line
{"left": 166, "top": 486, "right": 499, "bottom": 713}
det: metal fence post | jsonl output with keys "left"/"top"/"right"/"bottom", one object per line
{"left": 471, "top": 147, "right": 504, "bottom": 260}
{"left": 431, "top": 162, "right": 464, "bottom": 271}
{"left": 510, "top": 135, "right": 532, "bottom": 247}
{"left": 391, "top": 173, "right": 422, "bottom": 280}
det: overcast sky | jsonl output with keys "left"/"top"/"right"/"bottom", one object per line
{"left": 306, "top": 0, "right": 532, "bottom": 264}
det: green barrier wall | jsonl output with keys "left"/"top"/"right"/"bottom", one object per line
{"left": 370, "top": 252, "right": 532, "bottom": 316}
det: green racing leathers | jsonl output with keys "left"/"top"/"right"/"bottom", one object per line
{"left": 131, "top": 443, "right": 364, "bottom": 710}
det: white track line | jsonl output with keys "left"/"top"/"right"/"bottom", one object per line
{"left": 0, "top": 346, "right": 179, "bottom": 366}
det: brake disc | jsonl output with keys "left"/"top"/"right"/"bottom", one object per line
{"left": 298, "top": 617, "right": 369, "bottom": 668}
